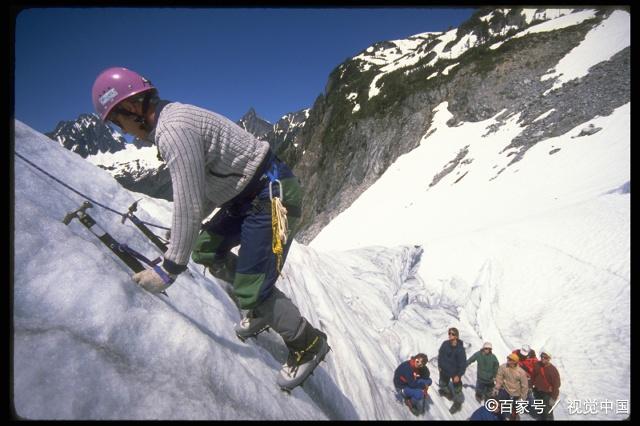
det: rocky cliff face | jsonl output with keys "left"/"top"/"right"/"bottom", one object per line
{"left": 278, "top": 7, "right": 629, "bottom": 243}
{"left": 237, "top": 108, "right": 272, "bottom": 140}
{"left": 267, "top": 109, "right": 310, "bottom": 159}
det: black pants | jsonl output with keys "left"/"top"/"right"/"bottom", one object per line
{"left": 439, "top": 373, "right": 464, "bottom": 404}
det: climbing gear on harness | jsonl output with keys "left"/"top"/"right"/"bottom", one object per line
{"left": 266, "top": 163, "right": 289, "bottom": 274}
{"left": 271, "top": 197, "right": 288, "bottom": 273}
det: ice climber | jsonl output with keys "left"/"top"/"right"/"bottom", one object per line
{"left": 91, "top": 66, "right": 329, "bottom": 391}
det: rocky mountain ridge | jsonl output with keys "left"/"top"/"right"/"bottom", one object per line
{"left": 276, "top": 7, "right": 629, "bottom": 243}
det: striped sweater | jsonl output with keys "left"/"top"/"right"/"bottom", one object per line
{"left": 148, "top": 101, "right": 270, "bottom": 269}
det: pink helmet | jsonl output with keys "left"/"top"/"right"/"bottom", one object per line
{"left": 91, "top": 67, "right": 156, "bottom": 121}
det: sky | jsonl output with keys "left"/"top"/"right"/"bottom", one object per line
{"left": 14, "top": 7, "right": 475, "bottom": 134}
{"left": 12, "top": 9, "right": 630, "bottom": 421}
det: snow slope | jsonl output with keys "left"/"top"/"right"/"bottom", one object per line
{"left": 12, "top": 8, "right": 630, "bottom": 421}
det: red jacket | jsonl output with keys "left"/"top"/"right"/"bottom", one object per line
{"left": 531, "top": 361, "right": 561, "bottom": 400}
{"left": 511, "top": 350, "right": 537, "bottom": 378}
{"left": 521, "top": 357, "right": 538, "bottom": 377}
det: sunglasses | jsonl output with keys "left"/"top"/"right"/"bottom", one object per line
{"left": 108, "top": 108, "right": 137, "bottom": 130}
{"left": 448, "top": 333, "right": 458, "bottom": 337}
{"left": 109, "top": 117, "right": 124, "bottom": 131}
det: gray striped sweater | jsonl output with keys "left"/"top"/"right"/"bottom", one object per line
{"left": 149, "top": 101, "right": 270, "bottom": 267}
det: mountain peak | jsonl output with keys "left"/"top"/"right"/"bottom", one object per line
{"left": 45, "top": 113, "right": 127, "bottom": 158}
{"left": 242, "top": 107, "right": 258, "bottom": 119}
{"left": 237, "top": 108, "right": 272, "bottom": 140}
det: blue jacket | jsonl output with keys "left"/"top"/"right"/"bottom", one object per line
{"left": 438, "top": 339, "right": 467, "bottom": 377}
{"left": 470, "top": 405, "right": 505, "bottom": 421}
{"left": 393, "top": 359, "right": 431, "bottom": 390}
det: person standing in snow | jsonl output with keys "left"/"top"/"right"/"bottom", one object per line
{"left": 512, "top": 344, "right": 538, "bottom": 378}
{"left": 512, "top": 344, "right": 538, "bottom": 405}
{"left": 467, "top": 342, "right": 499, "bottom": 403}
{"left": 438, "top": 327, "right": 467, "bottom": 414}
{"left": 531, "top": 349, "right": 561, "bottom": 420}
{"left": 393, "top": 353, "right": 432, "bottom": 416}
{"left": 492, "top": 353, "right": 529, "bottom": 420}
{"left": 91, "top": 67, "right": 329, "bottom": 390}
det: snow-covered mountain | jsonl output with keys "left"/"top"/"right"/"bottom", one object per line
{"left": 13, "top": 6, "right": 629, "bottom": 421}
{"left": 285, "top": 7, "right": 630, "bottom": 243}
{"left": 45, "top": 113, "right": 128, "bottom": 157}
{"left": 43, "top": 8, "right": 630, "bottom": 240}
{"left": 237, "top": 107, "right": 272, "bottom": 140}
{"left": 268, "top": 108, "right": 310, "bottom": 158}
{"left": 45, "top": 113, "right": 172, "bottom": 200}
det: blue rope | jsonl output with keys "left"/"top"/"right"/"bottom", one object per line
{"left": 15, "top": 150, "right": 171, "bottom": 231}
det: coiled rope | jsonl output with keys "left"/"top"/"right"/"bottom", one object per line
{"left": 271, "top": 195, "right": 289, "bottom": 273}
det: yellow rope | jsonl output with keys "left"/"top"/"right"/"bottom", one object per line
{"left": 271, "top": 196, "right": 288, "bottom": 273}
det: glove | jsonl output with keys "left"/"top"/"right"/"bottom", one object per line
{"left": 132, "top": 265, "right": 176, "bottom": 293}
